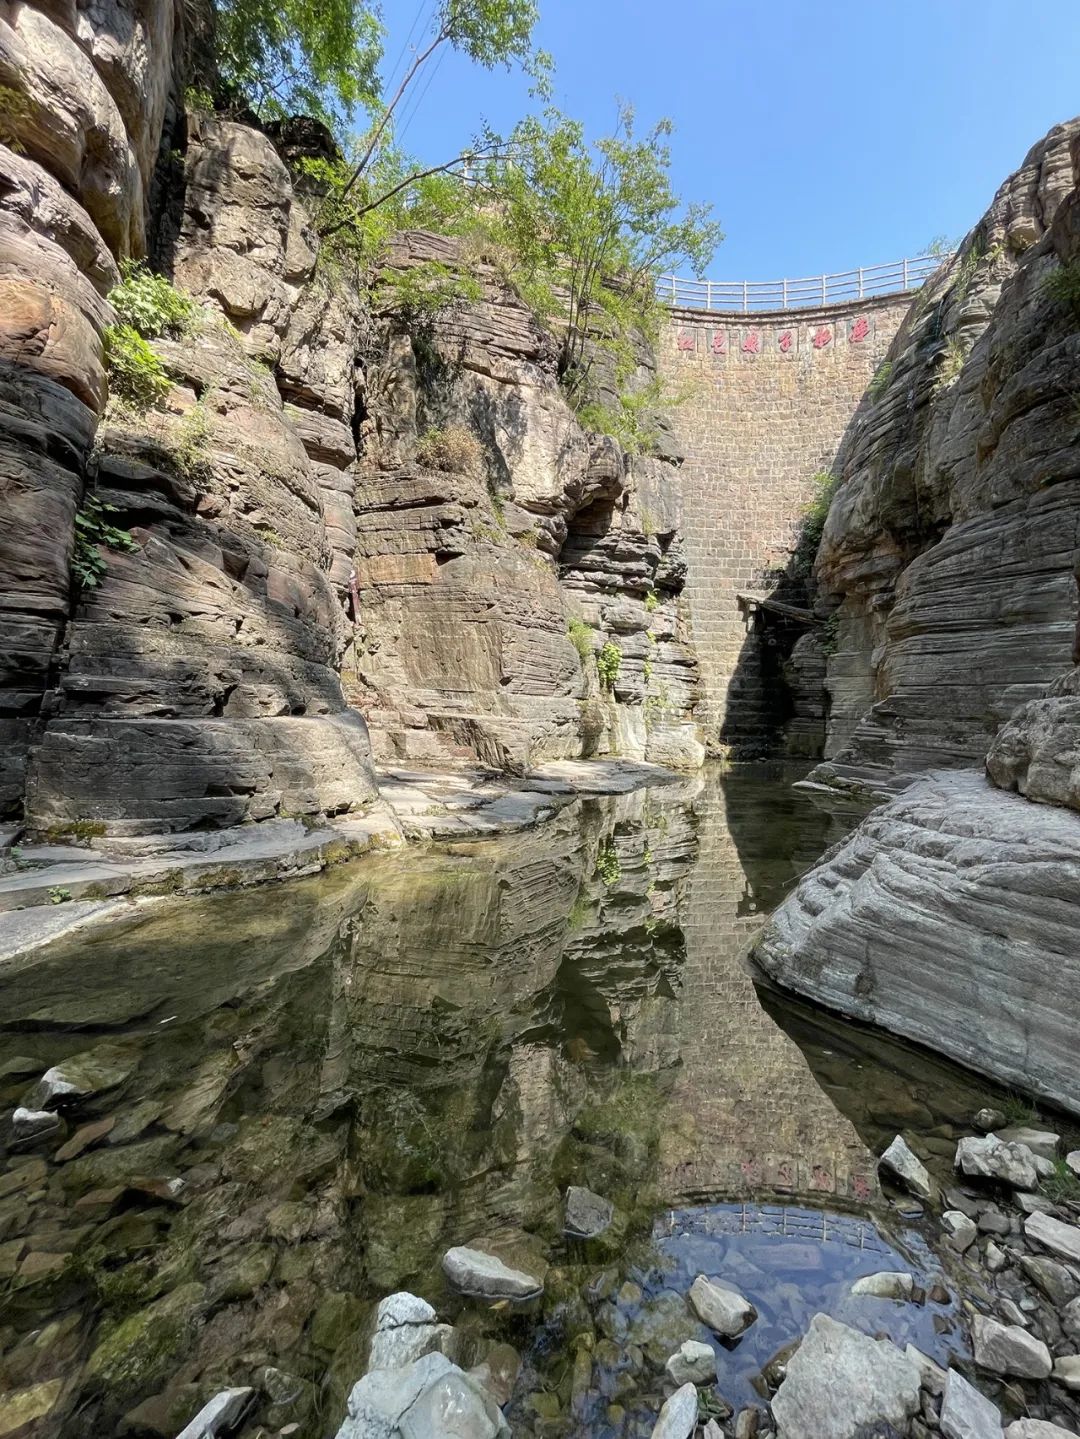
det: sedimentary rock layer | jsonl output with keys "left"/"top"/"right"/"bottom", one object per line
{"left": 811, "top": 119, "right": 1080, "bottom": 796}
{"left": 753, "top": 770, "right": 1080, "bottom": 1115}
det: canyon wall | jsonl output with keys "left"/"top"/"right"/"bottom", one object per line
{"left": 755, "top": 120, "right": 1080, "bottom": 1115}
{"left": 657, "top": 293, "right": 909, "bottom": 754}
{"left": 808, "top": 120, "right": 1080, "bottom": 799}
{"left": 0, "top": 2, "right": 702, "bottom": 838}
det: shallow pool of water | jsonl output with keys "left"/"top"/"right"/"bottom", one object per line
{"left": 0, "top": 766, "right": 1033, "bottom": 1437}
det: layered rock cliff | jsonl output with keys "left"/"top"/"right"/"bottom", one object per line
{"left": 756, "top": 119, "right": 1080, "bottom": 1113}
{"left": 810, "top": 119, "right": 1080, "bottom": 798}
{"left": 0, "top": 2, "right": 702, "bottom": 838}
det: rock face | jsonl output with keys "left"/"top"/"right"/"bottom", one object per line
{"left": 771, "top": 1313, "right": 921, "bottom": 1439}
{"left": 809, "top": 119, "right": 1080, "bottom": 798}
{"left": 753, "top": 769, "right": 1080, "bottom": 1115}
{"left": 1, "top": 48, "right": 703, "bottom": 829}
{"left": 349, "top": 231, "right": 703, "bottom": 773}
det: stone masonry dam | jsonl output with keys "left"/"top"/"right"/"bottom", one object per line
{"left": 657, "top": 263, "right": 930, "bottom": 754}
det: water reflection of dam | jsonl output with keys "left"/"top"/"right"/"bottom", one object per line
{"left": 658, "top": 768, "right": 877, "bottom": 1205}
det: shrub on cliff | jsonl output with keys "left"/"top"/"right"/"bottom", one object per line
{"left": 481, "top": 105, "right": 721, "bottom": 409}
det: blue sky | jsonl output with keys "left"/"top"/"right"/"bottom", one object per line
{"left": 376, "top": 0, "right": 1080, "bottom": 282}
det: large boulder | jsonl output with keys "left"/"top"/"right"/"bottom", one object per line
{"left": 771, "top": 1313, "right": 921, "bottom": 1439}
{"left": 754, "top": 770, "right": 1080, "bottom": 1116}
{"left": 335, "top": 1352, "right": 509, "bottom": 1439}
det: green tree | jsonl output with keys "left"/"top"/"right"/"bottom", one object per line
{"left": 212, "top": 0, "right": 383, "bottom": 131}
{"left": 483, "top": 105, "right": 721, "bottom": 401}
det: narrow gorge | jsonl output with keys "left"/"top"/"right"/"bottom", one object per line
{"left": 3, "top": 3, "right": 1080, "bottom": 1438}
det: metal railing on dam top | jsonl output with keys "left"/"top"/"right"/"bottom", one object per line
{"left": 657, "top": 253, "right": 943, "bottom": 313}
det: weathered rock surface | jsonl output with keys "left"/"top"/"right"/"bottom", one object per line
{"left": 810, "top": 119, "right": 1080, "bottom": 797}
{"left": 1005, "top": 1422, "right": 1077, "bottom": 1438}
{"left": 940, "top": 1368, "right": 1004, "bottom": 1439}
{"left": 336, "top": 1351, "right": 509, "bottom": 1439}
{"left": 850, "top": 1270, "right": 915, "bottom": 1300}
{"left": 441, "top": 1246, "right": 543, "bottom": 1301}
{"left": 753, "top": 770, "right": 1080, "bottom": 1115}
{"left": 664, "top": 1338, "right": 717, "bottom": 1385}
{"left": 564, "top": 1184, "right": 614, "bottom": 1240}
{"left": 349, "top": 231, "right": 702, "bottom": 773}
{"left": 367, "top": 1292, "right": 448, "bottom": 1372}
{"left": 688, "top": 1274, "right": 757, "bottom": 1337}
{"left": 649, "top": 1383, "right": 698, "bottom": 1439}
{"left": 957, "top": 1137, "right": 1040, "bottom": 1191}
{"left": 175, "top": 1387, "right": 254, "bottom": 1439}
{"left": 771, "top": 1313, "right": 921, "bottom": 1439}
{"left": 1025, "top": 1211, "right": 1080, "bottom": 1264}
{"left": 972, "top": 1315, "right": 1052, "bottom": 1379}
{"left": 879, "top": 1134, "right": 934, "bottom": 1199}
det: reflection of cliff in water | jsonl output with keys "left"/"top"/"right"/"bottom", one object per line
{"left": 657, "top": 766, "right": 878, "bottom": 1205}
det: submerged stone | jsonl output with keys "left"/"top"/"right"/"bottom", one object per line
{"left": 0, "top": 1379, "right": 63, "bottom": 1434}
{"left": 442, "top": 1246, "right": 543, "bottom": 1301}
{"left": 564, "top": 1185, "right": 614, "bottom": 1239}
{"left": 649, "top": 1382, "right": 698, "bottom": 1439}
{"left": 850, "top": 1270, "right": 915, "bottom": 1300}
{"left": 28, "top": 1042, "right": 134, "bottom": 1109}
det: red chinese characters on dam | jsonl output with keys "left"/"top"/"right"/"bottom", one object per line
{"left": 674, "top": 316, "right": 873, "bottom": 357}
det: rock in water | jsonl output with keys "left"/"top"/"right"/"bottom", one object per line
{"left": 850, "top": 1271, "right": 914, "bottom": 1300}
{"left": 771, "top": 1313, "right": 921, "bottom": 1439}
{"left": 688, "top": 1275, "right": 757, "bottom": 1337}
{"left": 649, "top": 1382, "right": 698, "bottom": 1439}
{"left": 665, "top": 1338, "right": 717, "bottom": 1385}
{"left": 971, "top": 1316, "right": 1051, "bottom": 1379}
{"left": 367, "top": 1292, "right": 448, "bottom": 1372}
{"left": 442, "top": 1246, "right": 543, "bottom": 1301}
{"left": 939, "top": 1368, "right": 1003, "bottom": 1439}
{"left": 176, "top": 1388, "right": 254, "bottom": 1439}
{"left": 878, "top": 1134, "right": 934, "bottom": 1199}
{"left": 1024, "top": 1211, "right": 1080, "bottom": 1264}
{"left": 564, "top": 1185, "right": 614, "bottom": 1239}
{"left": 337, "top": 1351, "right": 509, "bottom": 1438}
{"left": 955, "top": 1136, "right": 1039, "bottom": 1191}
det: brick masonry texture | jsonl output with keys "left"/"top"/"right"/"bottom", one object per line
{"left": 658, "top": 295, "right": 912, "bottom": 750}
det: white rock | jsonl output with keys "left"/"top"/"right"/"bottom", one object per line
{"left": 1024, "top": 1211, "right": 1080, "bottom": 1264}
{"left": 337, "top": 1352, "right": 509, "bottom": 1439}
{"left": 176, "top": 1388, "right": 254, "bottom": 1439}
{"left": 996, "top": 1127, "right": 1060, "bottom": 1162}
{"left": 441, "top": 1247, "right": 543, "bottom": 1300}
{"left": 771, "top": 1313, "right": 921, "bottom": 1439}
{"left": 985, "top": 1242, "right": 1007, "bottom": 1273}
{"left": 971, "top": 1315, "right": 1051, "bottom": 1379}
{"left": 665, "top": 1338, "right": 716, "bottom": 1385}
{"left": 1006, "top": 1421, "right": 1080, "bottom": 1438}
{"left": 1066, "top": 1150, "right": 1080, "bottom": 1179}
{"left": 1052, "top": 1354, "right": 1080, "bottom": 1390}
{"left": 850, "top": 1271, "right": 914, "bottom": 1300}
{"left": 11, "top": 1107, "right": 61, "bottom": 1140}
{"left": 367, "top": 1291, "right": 448, "bottom": 1372}
{"left": 939, "top": 1368, "right": 1003, "bottom": 1439}
{"left": 688, "top": 1275, "right": 756, "bottom": 1337}
{"left": 878, "top": 1135, "right": 934, "bottom": 1199}
{"left": 956, "top": 1136, "right": 1039, "bottom": 1191}
{"left": 905, "top": 1344, "right": 946, "bottom": 1396}
{"left": 943, "top": 1210, "right": 978, "bottom": 1252}
{"left": 650, "top": 1382, "right": 698, "bottom": 1439}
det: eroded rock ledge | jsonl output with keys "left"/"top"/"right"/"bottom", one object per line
{"left": 753, "top": 769, "right": 1080, "bottom": 1116}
